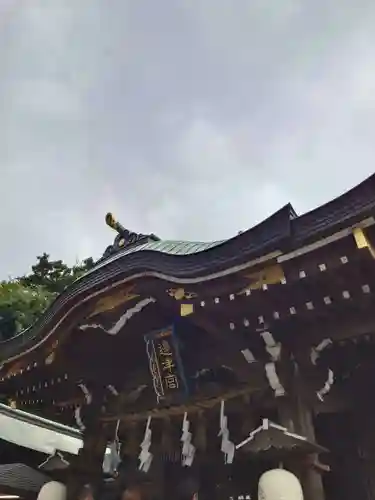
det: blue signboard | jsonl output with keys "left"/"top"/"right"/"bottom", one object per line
{"left": 144, "top": 325, "right": 188, "bottom": 403}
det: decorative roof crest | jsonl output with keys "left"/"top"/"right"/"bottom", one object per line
{"left": 99, "top": 213, "right": 160, "bottom": 261}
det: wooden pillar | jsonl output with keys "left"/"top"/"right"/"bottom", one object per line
{"left": 122, "top": 422, "right": 140, "bottom": 459}
{"left": 199, "top": 457, "right": 217, "bottom": 500}
{"left": 297, "top": 409, "right": 325, "bottom": 500}
{"left": 66, "top": 388, "right": 109, "bottom": 500}
{"left": 66, "top": 423, "right": 108, "bottom": 500}
{"left": 350, "top": 365, "right": 375, "bottom": 500}
{"left": 353, "top": 414, "right": 375, "bottom": 500}
{"left": 278, "top": 361, "right": 325, "bottom": 500}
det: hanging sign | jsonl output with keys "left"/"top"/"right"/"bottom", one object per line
{"left": 144, "top": 325, "right": 188, "bottom": 403}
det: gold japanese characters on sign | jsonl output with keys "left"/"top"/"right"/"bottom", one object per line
{"left": 158, "top": 338, "right": 180, "bottom": 391}
{"left": 144, "top": 325, "right": 187, "bottom": 402}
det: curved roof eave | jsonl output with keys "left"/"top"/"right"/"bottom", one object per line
{"left": 80, "top": 172, "right": 375, "bottom": 279}
{"left": 0, "top": 173, "right": 375, "bottom": 365}
{"left": 81, "top": 203, "right": 295, "bottom": 280}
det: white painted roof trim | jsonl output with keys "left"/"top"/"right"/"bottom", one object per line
{"left": 0, "top": 403, "right": 110, "bottom": 457}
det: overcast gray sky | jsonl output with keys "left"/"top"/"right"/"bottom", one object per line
{"left": 1, "top": 1, "right": 374, "bottom": 278}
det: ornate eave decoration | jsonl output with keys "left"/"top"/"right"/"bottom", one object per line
{"left": 98, "top": 213, "right": 160, "bottom": 263}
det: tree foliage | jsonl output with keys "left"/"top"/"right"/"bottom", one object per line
{"left": 0, "top": 253, "right": 95, "bottom": 340}
{"left": 19, "top": 252, "right": 95, "bottom": 294}
{"left": 0, "top": 281, "right": 55, "bottom": 340}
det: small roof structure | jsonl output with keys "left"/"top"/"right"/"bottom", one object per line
{"left": 0, "top": 463, "right": 50, "bottom": 495}
{"left": 236, "top": 419, "right": 328, "bottom": 459}
{"left": 0, "top": 403, "right": 84, "bottom": 456}
{"left": 0, "top": 403, "right": 116, "bottom": 498}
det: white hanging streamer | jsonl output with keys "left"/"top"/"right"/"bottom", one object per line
{"left": 241, "top": 349, "right": 256, "bottom": 364}
{"left": 317, "top": 369, "right": 334, "bottom": 401}
{"left": 103, "top": 420, "right": 121, "bottom": 475}
{"left": 218, "top": 401, "right": 235, "bottom": 464}
{"left": 310, "top": 339, "right": 335, "bottom": 401}
{"left": 138, "top": 416, "right": 153, "bottom": 473}
{"left": 74, "top": 407, "right": 85, "bottom": 431}
{"left": 181, "top": 412, "right": 196, "bottom": 467}
{"left": 310, "top": 338, "right": 332, "bottom": 365}
{"left": 260, "top": 330, "right": 281, "bottom": 361}
{"left": 265, "top": 362, "right": 285, "bottom": 397}
{"left": 78, "top": 383, "right": 92, "bottom": 404}
{"left": 74, "top": 384, "right": 92, "bottom": 431}
{"left": 107, "top": 385, "right": 119, "bottom": 396}
{"left": 79, "top": 298, "right": 155, "bottom": 335}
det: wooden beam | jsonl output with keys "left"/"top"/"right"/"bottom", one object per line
{"left": 291, "top": 308, "right": 375, "bottom": 350}
{"left": 278, "top": 216, "right": 375, "bottom": 263}
{"left": 189, "top": 314, "right": 259, "bottom": 382}
{"left": 313, "top": 388, "right": 350, "bottom": 414}
{"left": 102, "top": 381, "right": 267, "bottom": 423}
{"left": 155, "top": 294, "right": 257, "bottom": 382}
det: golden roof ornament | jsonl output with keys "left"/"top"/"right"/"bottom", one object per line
{"left": 98, "top": 212, "right": 160, "bottom": 262}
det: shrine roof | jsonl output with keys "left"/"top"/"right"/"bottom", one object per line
{"left": 90, "top": 172, "right": 375, "bottom": 271}
{"left": 0, "top": 175, "right": 373, "bottom": 356}
{"left": 108, "top": 238, "right": 226, "bottom": 256}
{"left": 0, "top": 173, "right": 374, "bottom": 424}
{"left": 236, "top": 419, "right": 328, "bottom": 458}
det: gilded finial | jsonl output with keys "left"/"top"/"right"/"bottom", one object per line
{"left": 100, "top": 212, "right": 160, "bottom": 263}
{"left": 105, "top": 213, "right": 128, "bottom": 236}
{"left": 105, "top": 212, "right": 117, "bottom": 231}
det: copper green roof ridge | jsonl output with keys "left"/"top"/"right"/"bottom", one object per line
{"left": 118, "top": 238, "right": 226, "bottom": 255}
{"left": 91, "top": 238, "right": 227, "bottom": 273}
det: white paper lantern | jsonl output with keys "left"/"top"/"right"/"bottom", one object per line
{"left": 258, "top": 469, "right": 303, "bottom": 500}
{"left": 37, "top": 481, "right": 67, "bottom": 500}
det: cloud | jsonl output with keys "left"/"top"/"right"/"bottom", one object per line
{"left": 0, "top": 0, "right": 375, "bottom": 277}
